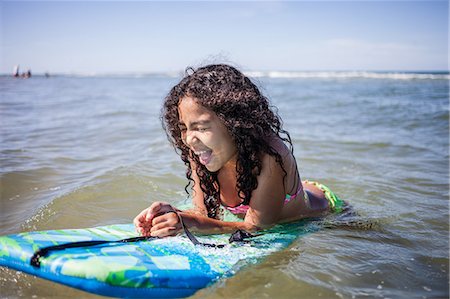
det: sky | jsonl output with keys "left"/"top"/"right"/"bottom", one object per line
{"left": 0, "top": 1, "right": 448, "bottom": 74}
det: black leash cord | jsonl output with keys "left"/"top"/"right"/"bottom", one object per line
{"left": 30, "top": 211, "right": 224, "bottom": 268}
{"left": 30, "top": 236, "right": 155, "bottom": 268}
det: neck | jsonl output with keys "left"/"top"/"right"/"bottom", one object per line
{"left": 220, "top": 152, "right": 238, "bottom": 173}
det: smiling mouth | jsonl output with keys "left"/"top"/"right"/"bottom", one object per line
{"left": 194, "top": 149, "right": 213, "bottom": 165}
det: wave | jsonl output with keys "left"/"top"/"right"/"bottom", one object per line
{"left": 243, "top": 71, "right": 450, "bottom": 80}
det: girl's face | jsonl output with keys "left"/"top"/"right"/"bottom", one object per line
{"left": 178, "top": 97, "right": 237, "bottom": 172}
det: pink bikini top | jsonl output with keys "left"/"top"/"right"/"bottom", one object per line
{"left": 224, "top": 183, "right": 306, "bottom": 215}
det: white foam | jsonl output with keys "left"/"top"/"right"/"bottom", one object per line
{"left": 150, "top": 255, "right": 190, "bottom": 270}
{"left": 243, "top": 71, "right": 450, "bottom": 80}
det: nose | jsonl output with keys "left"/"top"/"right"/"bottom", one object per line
{"left": 184, "top": 129, "right": 198, "bottom": 146}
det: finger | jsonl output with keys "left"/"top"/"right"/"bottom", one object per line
{"left": 139, "top": 218, "right": 156, "bottom": 235}
{"left": 136, "top": 226, "right": 145, "bottom": 236}
{"left": 146, "top": 202, "right": 175, "bottom": 221}
{"left": 145, "top": 203, "right": 160, "bottom": 222}
{"left": 134, "top": 213, "right": 149, "bottom": 236}
{"left": 150, "top": 226, "right": 178, "bottom": 238}
{"left": 151, "top": 212, "right": 178, "bottom": 226}
{"left": 146, "top": 202, "right": 168, "bottom": 221}
{"left": 139, "top": 227, "right": 153, "bottom": 237}
{"left": 133, "top": 208, "right": 149, "bottom": 227}
{"left": 150, "top": 216, "right": 181, "bottom": 235}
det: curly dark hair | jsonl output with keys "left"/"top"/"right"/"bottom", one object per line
{"left": 161, "top": 64, "right": 294, "bottom": 219}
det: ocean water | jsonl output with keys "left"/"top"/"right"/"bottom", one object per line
{"left": 0, "top": 71, "right": 448, "bottom": 298}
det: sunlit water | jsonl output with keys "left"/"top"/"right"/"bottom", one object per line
{"left": 0, "top": 72, "right": 448, "bottom": 298}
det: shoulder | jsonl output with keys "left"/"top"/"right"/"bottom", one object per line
{"left": 264, "top": 134, "right": 300, "bottom": 191}
{"left": 260, "top": 150, "right": 285, "bottom": 179}
{"left": 255, "top": 135, "right": 293, "bottom": 176}
{"left": 267, "top": 134, "right": 292, "bottom": 158}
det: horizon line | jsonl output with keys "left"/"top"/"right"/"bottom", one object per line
{"left": 1, "top": 69, "right": 449, "bottom": 76}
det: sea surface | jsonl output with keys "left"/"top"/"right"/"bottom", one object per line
{"left": 0, "top": 71, "right": 448, "bottom": 298}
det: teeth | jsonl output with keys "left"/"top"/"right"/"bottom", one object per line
{"left": 194, "top": 150, "right": 209, "bottom": 155}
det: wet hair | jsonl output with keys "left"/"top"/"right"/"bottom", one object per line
{"left": 161, "top": 64, "right": 293, "bottom": 219}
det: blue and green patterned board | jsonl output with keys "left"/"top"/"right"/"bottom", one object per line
{"left": 0, "top": 210, "right": 317, "bottom": 298}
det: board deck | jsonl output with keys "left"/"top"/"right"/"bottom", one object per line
{"left": 0, "top": 216, "right": 317, "bottom": 298}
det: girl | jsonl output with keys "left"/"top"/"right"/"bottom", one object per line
{"left": 134, "top": 64, "right": 344, "bottom": 238}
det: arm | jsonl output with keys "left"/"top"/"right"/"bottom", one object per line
{"left": 187, "top": 161, "right": 208, "bottom": 216}
{"left": 159, "top": 211, "right": 254, "bottom": 235}
{"left": 134, "top": 203, "right": 254, "bottom": 237}
{"left": 244, "top": 153, "right": 286, "bottom": 229}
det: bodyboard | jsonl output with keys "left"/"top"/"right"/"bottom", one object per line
{"left": 0, "top": 210, "right": 318, "bottom": 298}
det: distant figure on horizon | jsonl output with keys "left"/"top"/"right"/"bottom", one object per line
{"left": 13, "top": 65, "right": 20, "bottom": 77}
{"left": 23, "top": 69, "right": 32, "bottom": 78}
{"left": 12, "top": 65, "right": 32, "bottom": 79}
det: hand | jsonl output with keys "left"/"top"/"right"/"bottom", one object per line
{"left": 133, "top": 202, "right": 181, "bottom": 237}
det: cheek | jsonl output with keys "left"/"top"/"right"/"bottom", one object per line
{"left": 198, "top": 132, "right": 213, "bottom": 146}
{"left": 219, "top": 133, "right": 236, "bottom": 155}
{"left": 226, "top": 138, "right": 237, "bottom": 155}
